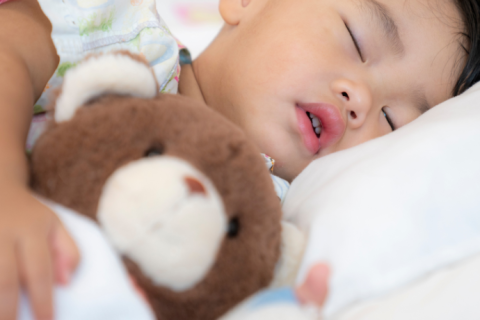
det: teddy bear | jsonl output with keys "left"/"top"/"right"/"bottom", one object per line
{"left": 29, "top": 52, "right": 305, "bottom": 320}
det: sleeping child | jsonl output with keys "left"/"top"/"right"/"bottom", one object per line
{"left": 0, "top": 0, "right": 478, "bottom": 319}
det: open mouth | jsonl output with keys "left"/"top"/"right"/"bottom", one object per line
{"left": 307, "top": 111, "right": 322, "bottom": 138}
{"left": 296, "top": 103, "right": 345, "bottom": 155}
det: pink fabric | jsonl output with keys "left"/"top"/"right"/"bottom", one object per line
{"left": 0, "top": 0, "right": 13, "bottom": 4}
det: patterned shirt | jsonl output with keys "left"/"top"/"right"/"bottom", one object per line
{"left": 24, "top": 0, "right": 185, "bottom": 151}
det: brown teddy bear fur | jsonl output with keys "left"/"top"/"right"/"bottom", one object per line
{"left": 30, "top": 93, "right": 282, "bottom": 320}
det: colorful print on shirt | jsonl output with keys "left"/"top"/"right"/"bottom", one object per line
{"left": 27, "top": 0, "right": 186, "bottom": 151}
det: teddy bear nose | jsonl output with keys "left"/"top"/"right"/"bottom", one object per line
{"left": 185, "top": 176, "right": 206, "bottom": 195}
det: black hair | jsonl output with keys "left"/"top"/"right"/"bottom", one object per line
{"left": 453, "top": 0, "right": 480, "bottom": 95}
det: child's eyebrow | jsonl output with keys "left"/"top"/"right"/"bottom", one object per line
{"left": 361, "top": 0, "right": 405, "bottom": 56}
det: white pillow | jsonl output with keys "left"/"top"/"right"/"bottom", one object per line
{"left": 283, "top": 83, "right": 480, "bottom": 318}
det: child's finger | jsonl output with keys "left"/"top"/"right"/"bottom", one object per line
{"left": 0, "top": 240, "right": 19, "bottom": 320}
{"left": 295, "top": 263, "right": 330, "bottom": 307}
{"left": 51, "top": 223, "right": 80, "bottom": 285}
{"left": 18, "top": 235, "right": 54, "bottom": 320}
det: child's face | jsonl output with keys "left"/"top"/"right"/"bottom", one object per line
{"left": 200, "top": 0, "right": 465, "bottom": 181}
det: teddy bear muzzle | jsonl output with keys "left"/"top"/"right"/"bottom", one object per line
{"left": 97, "top": 155, "right": 227, "bottom": 292}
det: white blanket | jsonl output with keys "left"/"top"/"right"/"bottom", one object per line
{"left": 283, "top": 82, "right": 480, "bottom": 317}
{"left": 18, "top": 202, "right": 155, "bottom": 320}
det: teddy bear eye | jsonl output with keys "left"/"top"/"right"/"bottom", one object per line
{"left": 145, "top": 146, "right": 164, "bottom": 157}
{"left": 227, "top": 217, "right": 240, "bottom": 238}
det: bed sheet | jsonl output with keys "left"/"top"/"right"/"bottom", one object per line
{"left": 335, "top": 254, "right": 480, "bottom": 320}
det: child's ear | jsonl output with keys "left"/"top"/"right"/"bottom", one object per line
{"left": 219, "top": 0, "right": 252, "bottom": 26}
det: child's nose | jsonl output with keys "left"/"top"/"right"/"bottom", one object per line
{"left": 331, "top": 78, "right": 373, "bottom": 130}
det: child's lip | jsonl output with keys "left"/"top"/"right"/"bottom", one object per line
{"left": 295, "top": 102, "right": 345, "bottom": 155}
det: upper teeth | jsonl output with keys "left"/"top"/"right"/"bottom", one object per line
{"left": 308, "top": 112, "right": 322, "bottom": 136}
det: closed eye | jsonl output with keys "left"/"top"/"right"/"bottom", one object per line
{"left": 345, "top": 22, "right": 364, "bottom": 62}
{"left": 382, "top": 108, "right": 395, "bottom": 131}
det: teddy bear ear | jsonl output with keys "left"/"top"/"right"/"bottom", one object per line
{"left": 54, "top": 51, "right": 159, "bottom": 123}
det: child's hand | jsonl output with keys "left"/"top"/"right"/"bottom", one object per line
{"left": 0, "top": 187, "right": 80, "bottom": 320}
{"left": 295, "top": 263, "right": 330, "bottom": 307}
{"left": 0, "top": 1, "right": 77, "bottom": 318}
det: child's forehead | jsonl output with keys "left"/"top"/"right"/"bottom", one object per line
{"left": 267, "top": 0, "right": 460, "bottom": 22}
{"left": 255, "top": 0, "right": 462, "bottom": 38}
{"left": 349, "top": 0, "right": 464, "bottom": 52}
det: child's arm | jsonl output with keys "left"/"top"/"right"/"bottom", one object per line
{"left": 0, "top": 1, "right": 79, "bottom": 319}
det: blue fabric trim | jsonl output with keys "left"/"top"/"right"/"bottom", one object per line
{"left": 246, "top": 288, "right": 298, "bottom": 310}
